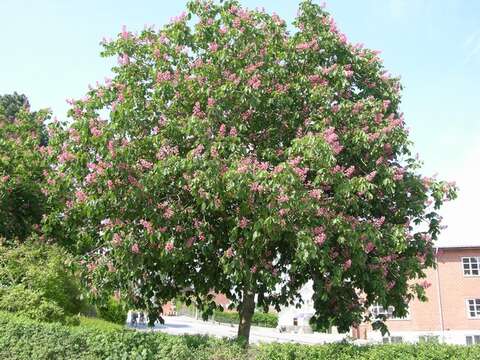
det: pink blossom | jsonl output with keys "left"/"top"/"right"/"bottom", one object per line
{"left": 239, "top": 217, "right": 250, "bottom": 229}
{"left": 193, "top": 101, "right": 205, "bottom": 118}
{"left": 58, "top": 150, "right": 75, "bottom": 163}
{"left": 323, "top": 127, "right": 343, "bottom": 154}
{"left": 393, "top": 167, "right": 405, "bottom": 181}
{"left": 420, "top": 280, "right": 431, "bottom": 289}
{"left": 309, "top": 189, "right": 322, "bottom": 200}
{"left": 140, "top": 219, "right": 153, "bottom": 234}
{"left": 121, "top": 25, "right": 129, "bottom": 40}
{"left": 193, "top": 144, "right": 204, "bottom": 157}
{"left": 112, "top": 233, "right": 122, "bottom": 246}
{"left": 365, "top": 242, "right": 375, "bottom": 253}
{"left": 226, "top": 247, "right": 234, "bottom": 258}
{"left": 387, "top": 281, "right": 396, "bottom": 290}
{"left": 218, "top": 124, "right": 226, "bottom": 137}
{"left": 118, "top": 54, "right": 130, "bottom": 66}
{"left": 344, "top": 165, "right": 355, "bottom": 178}
{"left": 229, "top": 127, "right": 238, "bottom": 137}
{"left": 156, "top": 71, "right": 173, "bottom": 83}
{"left": 277, "top": 194, "right": 289, "bottom": 203}
{"left": 138, "top": 159, "right": 153, "bottom": 170}
{"left": 107, "top": 262, "right": 116, "bottom": 273}
{"left": 373, "top": 216, "right": 385, "bottom": 228}
{"left": 250, "top": 265, "right": 257, "bottom": 273}
{"left": 163, "top": 207, "right": 174, "bottom": 219}
{"left": 170, "top": 11, "right": 186, "bottom": 24}
{"left": 207, "top": 97, "right": 216, "bottom": 107}
{"left": 250, "top": 182, "right": 263, "bottom": 192}
{"left": 343, "top": 259, "right": 352, "bottom": 270}
{"left": 308, "top": 75, "right": 328, "bottom": 86}
{"left": 131, "top": 243, "right": 140, "bottom": 254}
{"left": 208, "top": 42, "right": 219, "bottom": 52}
{"left": 366, "top": 171, "right": 377, "bottom": 181}
{"left": 75, "top": 190, "right": 87, "bottom": 203}
{"left": 165, "top": 242, "right": 174, "bottom": 252}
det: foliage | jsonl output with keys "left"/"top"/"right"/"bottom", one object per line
{"left": 0, "top": 286, "right": 79, "bottom": 325}
{"left": 214, "top": 310, "right": 278, "bottom": 328}
{"left": 1, "top": 312, "right": 480, "bottom": 359}
{"left": 0, "top": 311, "right": 247, "bottom": 360}
{"left": 96, "top": 296, "right": 128, "bottom": 325}
{"left": 0, "top": 242, "right": 86, "bottom": 315}
{"left": 42, "top": 0, "right": 457, "bottom": 339}
{"left": 0, "top": 99, "right": 50, "bottom": 242}
{"left": 78, "top": 315, "right": 124, "bottom": 332}
{"left": 0, "top": 92, "right": 48, "bottom": 146}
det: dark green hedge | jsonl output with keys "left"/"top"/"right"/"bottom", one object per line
{"left": 0, "top": 311, "right": 244, "bottom": 360}
{"left": 213, "top": 310, "right": 278, "bottom": 328}
{"left": 2, "top": 311, "right": 480, "bottom": 360}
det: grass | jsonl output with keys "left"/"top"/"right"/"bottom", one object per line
{"left": 77, "top": 315, "right": 126, "bottom": 332}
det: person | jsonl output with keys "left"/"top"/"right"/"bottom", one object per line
{"left": 131, "top": 311, "right": 138, "bottom": 327}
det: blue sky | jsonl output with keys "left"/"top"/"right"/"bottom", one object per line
{"left": 1, "top": 0, "right": 478, "bottom": 245}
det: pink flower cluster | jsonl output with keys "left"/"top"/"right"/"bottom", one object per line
{"left": 323, "top": 127, "right": 343, "bottom": 154}
{"left": 239, "top": 217, "right": 250, "bottom": 229}
{"left": 156, "top": 144, "right": 179, "bottom": 160}
{"left": 313, "top": 226, "right": 326, "bottom": 246}
{"left": 165, "top": 242, "right": 174, "bottom": 252}
{"left": 139, "top": 219, "right": 153, "bottom": 234}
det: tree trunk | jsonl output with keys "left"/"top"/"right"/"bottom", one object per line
{"left": 237, "top": 291, "right": 255, "bottom": 344}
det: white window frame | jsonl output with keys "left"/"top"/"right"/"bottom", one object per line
{"left": 462, "top": 257, "right": 480, "bottom": 277}
{"left": 371, "top": 304, "right": 410, "bottom": 321}
{"left": 419, "top": 335, "right": 439, "bottom": 343}
{"left": 466, "top": 299, "right": 480, "bottom": 319}
{"left": 466, "top": 335, "right": 480, "bottom": 345}
{"left": 382, "top": 336, "right": 403, "bottom": 344}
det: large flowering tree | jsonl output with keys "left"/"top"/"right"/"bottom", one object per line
{"left": 43, "top": 0, "right": 456, "bottom": 342}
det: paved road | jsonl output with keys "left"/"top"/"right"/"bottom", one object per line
{"left": 133, "top": 315, "right": 346, "bottom": 344}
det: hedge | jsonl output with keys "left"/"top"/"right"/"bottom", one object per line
{"left": 213, "top": 310, "right": 278, "bottom": 328}
{"left": 2, "top": 311, "right": 480, "bottom": 359}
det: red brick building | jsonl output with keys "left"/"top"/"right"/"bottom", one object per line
{"left": 354, "top": 246, "right": 480, "bottom": 345}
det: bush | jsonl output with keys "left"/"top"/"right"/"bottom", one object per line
{"left": 1, "top": 311, "right": 480, "bottom": 359}
{"left": 96, "top": 296, "right": 128, "bottom": 325}
{"left": 78, "top": 316, "right": 124, "bottom": 332}
{"left": 213, "top": 310, "right": 278, "bottom": 328}
{"left": 0, "top": 286, "right": 79, "bottom": 325}
{"left": 0, "top": 242, "right": 86, "bottom": 315}
{"left": 0, "top": 311, "right": 246, "bottom": 360}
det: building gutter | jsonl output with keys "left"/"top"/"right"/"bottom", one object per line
{"left": 435, "top": 248, "right": 445, "bottom": 342}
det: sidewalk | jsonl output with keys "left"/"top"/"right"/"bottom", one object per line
{"left": 134, "top": 315, "right": 347, "bottom": 345}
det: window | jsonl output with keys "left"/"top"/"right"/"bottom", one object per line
{"left": 467, "top": 299, "right": 480, "bottom": 318}
{"left": 383, "top": 336, "right": 403, "bottom": 344}
{"left": 462, "top": 257, "right": 480, "bottom": 276}
{"left": 419, "top": 335, "right": 439, "bottom": 343}
{"left": 371, "top": 304, "right": 409, "bottom": 320}
{"left": 466, "top": 335, "right": 480, "bottom": 345}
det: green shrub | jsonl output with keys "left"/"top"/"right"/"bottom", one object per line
{"left": 1, "top": 311, "right": 480, "bottom": 359}
{"left": 0, "top": 286, "right": 79, "bottom": 325}
{"left": 78, "top": 315, "right": 124, "bottom": 332}
{"left": 213, "top": 310, "right": 278, "bottom": 328}
{"left": 0, "top": 242, "right": 86, "bottom": 315}
{"left": 96, "top": 296, "right": 128, "bottom": 325}
{"left": 0, "top": 311, "right": 246, "bottom": 360}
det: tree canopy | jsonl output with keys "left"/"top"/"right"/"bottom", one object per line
{"left": 42, "top": 0, "right": 456, "bottom": 342}
{"left": 0, "top": 101, "right": 50, "bottom": 242}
